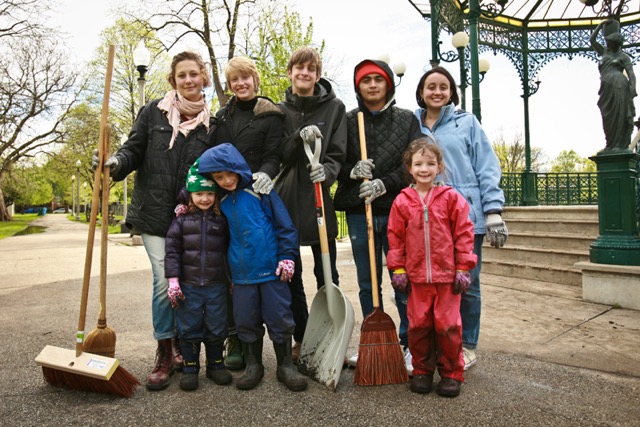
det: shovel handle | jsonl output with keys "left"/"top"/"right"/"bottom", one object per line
{"left": 357, "top": 112, "right": 380, "bottom": 309}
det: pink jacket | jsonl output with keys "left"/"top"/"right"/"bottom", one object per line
{"left": 387, "top": 185, "right": 477, "bottom": 284}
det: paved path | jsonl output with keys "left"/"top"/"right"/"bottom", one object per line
{"left": 1, "top": 213, "right": 639, "bottom": 426}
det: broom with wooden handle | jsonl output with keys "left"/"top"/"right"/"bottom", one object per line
{"left": 83, "top": 123, "right": 116, "bottom": 357}
{"left": 35, "top": 45, "right": 139, "bottom": 397}
{"left": 353, "top": 111, "right": 409, "bottom": 386}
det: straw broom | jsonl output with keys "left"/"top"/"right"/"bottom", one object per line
{"left": 353, "top": 111, "right": 409, "bottom": 386}
{"left": 83, "top": 123, "right": 116, "bottom": 357}
{"left": 36, "top": 45, "right": 139, "bottom": 397}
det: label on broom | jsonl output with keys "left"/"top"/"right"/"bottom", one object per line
{"left": 76, "top": 331, "right": 85, "bottom": 343}
{"left": 86, "top": 358, "right": 108, "bottom": 370}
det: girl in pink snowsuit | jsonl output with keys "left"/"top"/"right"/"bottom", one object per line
{"left": 387, "top": 137, "right": 477, "bottom": 397}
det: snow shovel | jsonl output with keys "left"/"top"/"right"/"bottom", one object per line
{"left": 298, "top": 136, "right": 355, "bottom": 391}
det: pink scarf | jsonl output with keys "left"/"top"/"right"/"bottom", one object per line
{"left": 157, "top": 90, "right": 210, "bottom": 149}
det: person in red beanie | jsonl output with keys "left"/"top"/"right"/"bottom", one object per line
{"left": 334, "top": 59, "right": 423, "bottom": 374}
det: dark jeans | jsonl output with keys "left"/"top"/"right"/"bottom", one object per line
{"left": 460, "top": 234, "right": 483, "bottom": 349}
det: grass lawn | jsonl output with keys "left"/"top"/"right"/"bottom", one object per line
{"left": 0, "top": 213, "right": 124, "bottom": 241}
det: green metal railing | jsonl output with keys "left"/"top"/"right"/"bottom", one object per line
{"left": 501, "top": 172, "right": 598, "bottom": 206}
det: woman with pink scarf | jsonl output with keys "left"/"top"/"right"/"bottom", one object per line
{"left": 100, "top": 51, "right": 215, "bottom": 391}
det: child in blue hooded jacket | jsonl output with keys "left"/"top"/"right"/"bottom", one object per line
{"left": 198, "top": 143, "right": 308, "bottom": 392}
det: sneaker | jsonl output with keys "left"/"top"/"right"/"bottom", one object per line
{"left": 403, "top": 348, "right": 413, "bottom": 376}
{"left": 347, "top": 353, "right": 358, "bottom": 368}
{"left": 463, "top": 347, "right": 477, "bottom": 370}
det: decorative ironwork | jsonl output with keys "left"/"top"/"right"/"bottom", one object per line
{"left": 501, "top": 172, "right": 599, "bottom": 206}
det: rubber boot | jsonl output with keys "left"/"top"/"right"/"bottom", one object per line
{"left": 224, "top": 334, "right": 245, "bottom": 371}
{"left": 274, "top": 340, "right": 308, "bottom": 392}
{"left": 172, "top": 336, "right": 184, "bottom": 372}
{"left": 146, "top": 339, "right": 174, "bottom": 391}
{"left": 179, "top": 341, "right": 201, "bottom": 391}
{"left": 204, "top": 337, "right": 232, "bottom": 385}
{"left": 235, "top": 339, "right": 264, "bottom": 390}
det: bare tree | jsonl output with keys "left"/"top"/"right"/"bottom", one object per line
{"left": 492, "top": 131, "right": 547, "bottom": 173}
{"left": 126, "top": 0, "right": 272, "bottom": 107}
{"left": 0, "top": 0, "right": 48, "bottom": 39}
{"left": 0, "top": 36, "right": 80, "bottom": 220}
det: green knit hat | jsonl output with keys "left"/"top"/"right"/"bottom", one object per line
{"left": 186, "top": 158, "right": 217, "bottom": 192}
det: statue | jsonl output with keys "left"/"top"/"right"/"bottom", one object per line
{"left": 590, "top": 19, "right": 637, "bottom": 151}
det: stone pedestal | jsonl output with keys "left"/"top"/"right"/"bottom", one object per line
{"left": 577, "top": 261, "right": 640, "bottom": 310}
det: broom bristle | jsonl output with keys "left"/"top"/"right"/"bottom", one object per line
{"left": 42, "top": 365, "right": 140, "bottom": 398}
{"left": 354, "top": 329, "right": 408, "bottom": 386}
{"left": 83, "top": 324, "right": 117, "bottom": 358}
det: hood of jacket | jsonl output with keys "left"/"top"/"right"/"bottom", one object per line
{"left": 197, "top": 143, "right": 253, "bottom": 191}
{"left": 353, "top": 59, "right": 396, "bottom": 112}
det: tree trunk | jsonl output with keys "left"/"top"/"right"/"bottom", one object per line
{"left": 0, "top": 172, "right": 11, "bottom": 221}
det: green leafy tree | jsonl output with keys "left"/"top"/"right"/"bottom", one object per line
{"left": 550, "top": 150, "right": 596, "bottom": 173}
{"left": 2, "top": 165, "right": 53, "bottom": 209}
{"left": 491, "top": 131, "right": 546, "bottom": 173}
{"left": 250, "top": 6, "right": 322, "bottom": 102}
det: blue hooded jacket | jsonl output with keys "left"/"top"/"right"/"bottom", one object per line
{"left": 415, "top": 104, "right": 504, "bottom": 234}
{"left": 198, "top": 143, "right": 299, "bottom": 284}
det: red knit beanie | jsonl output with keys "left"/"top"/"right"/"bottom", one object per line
{"left": 355, "top": 62, "right": 393, "bottom": 89}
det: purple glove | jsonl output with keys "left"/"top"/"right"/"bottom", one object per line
{"left": 390, "top": 270, "right": 409, "bottom": 293}
{"left": 453, "top": 271, "right": 471, "bottom": 294}
{"left": 276, "top": 259, "right": 295, "bottom": 282}
{"left": 167, "top": 277, "right": 185, "bottom": 308}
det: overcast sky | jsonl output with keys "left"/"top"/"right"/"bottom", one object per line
{"left": 54, "top": 0, "right": 628, "bottom": 164}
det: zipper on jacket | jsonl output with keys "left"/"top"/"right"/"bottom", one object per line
{"left": 232, "top": 192, "right": 246, "bottom": 283}
{"left": 422, "top": 188, "right": 434, "bottom": 283}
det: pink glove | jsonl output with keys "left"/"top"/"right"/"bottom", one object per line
{"left": 174, "top": 203, "right": 189, "bottom": 217}
{"left": 167, "top": 277, "right": 185, "bottom": 308}
{"left": 275, "top": 259, "right": 295, "bottom": 282}
{"left": 453, "top": 271, "right": 471, "bottom": 294}
{"left": 390, "top": 269, "right": 409, "bottom": 293}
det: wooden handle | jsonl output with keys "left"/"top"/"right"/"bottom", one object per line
{"left": 357, "top": 112, "right": 379, "bottom": 309}
{"left": 76, "top": 45, "right": 115, "bottom": 356}
{"left": 99, "top": 124, "right": 111, "bottom": 324}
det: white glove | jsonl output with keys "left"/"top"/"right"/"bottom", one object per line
{"left": 485, "top": 213, "right": 508, "bottom": 248}
{"left": 309, "top": 163, "right": 326, "bottom": 183}
{"left": 252, "top": 172, "right": 273, "bottom": 194}
{"left": 300, "top": 125, "right": 323, "bottom": 145}
{"left": 358, "top": 179, "right": 386, "bottom": 204}
{"left": 350, "top": 159, "right": 375, "bottom": 180}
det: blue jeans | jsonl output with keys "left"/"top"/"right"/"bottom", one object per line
{"left": 460, "top": 234, "right": 483, "bottom": 349}
{"left": 346, "top": 214, "right": 408, "bottom": 348}
{"left": 141, "top": 233, "right": 176, "bottom": 340}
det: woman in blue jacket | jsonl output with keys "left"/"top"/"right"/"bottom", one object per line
{"left": 414, "top": 66, "right": 507, "bottom": 371}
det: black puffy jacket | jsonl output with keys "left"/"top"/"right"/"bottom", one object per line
{"left": 210, "top": 96, "right": 284, "bottom": 178}
{"left": 164, "top": 209, "right": 230, "bottom": 286}
{"left": 334, "top": 60, "right": 423, "bottom": 215}
{"left": 111, "top": 99, "right": 215, "bottom": 237}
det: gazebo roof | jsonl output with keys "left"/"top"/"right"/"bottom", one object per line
{"left": 408, "top": 0, "right": 640, "bottom": 28}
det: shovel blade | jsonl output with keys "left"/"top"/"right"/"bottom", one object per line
{"left": 299, "top": 283, "right": 355, "bottom": 390}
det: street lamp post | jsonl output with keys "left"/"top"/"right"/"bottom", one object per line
{"left": 83, "top": 182, "right": 87, "bottom": 216}
{"left": 75, "top": 160, "right": 81, "bottom": 220}
{"left": 71, "top": 174, "right": 75, "bottom": 217}
{"left": 129, "top": 41, "right": 151, "bottom": 221}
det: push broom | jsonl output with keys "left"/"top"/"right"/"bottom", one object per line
{"left": 35, "top": 45, "right": 139, "bottom": 397}
{"left": 353, "top": 111, "right": 409, "bottom": 386}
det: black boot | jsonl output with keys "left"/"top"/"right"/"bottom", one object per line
{"left": 172, "top": 336, "right": 184, "bottom": 372}
{"left": 179, "top": 341, "right": 201, "bottom": 391}
{"left": 235, "top": 339, "right": 264, "bottom": 390}
{"left": 274, "top": 340, "right": 308, "bottom": 392}
{"left": 204, "top": 337, "right": 232, "bottom": 385}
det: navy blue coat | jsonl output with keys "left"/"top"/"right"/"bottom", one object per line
{"left": 165, "top": 209, "right": 230, "bottom": 286}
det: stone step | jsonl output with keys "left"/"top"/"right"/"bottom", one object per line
{"left": 482, "top": 259, "right": 583, "bottom": 286}
{"left": 506, "top": 218, "right": 599, "bottom": 236}
{"left": 503, "top": 205, "right": 599, "bottom": 222}
{"left": 483, "top": 245, "right": 589, "bottom": 268}
{"left": 504, "top": 232, "right": 595, "bottom": 251}
{"left": 481, "top": 272, "right": 583, "bottom": 300}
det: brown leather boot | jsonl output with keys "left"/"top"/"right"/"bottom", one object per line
{"left": 146, "top": 339, "right": 174, "bottom": 391}
{"left": 172, "top": 337, "right": 184, "bottom": 372}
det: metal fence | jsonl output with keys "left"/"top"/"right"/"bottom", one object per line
{"left": 501, "top": 172, "right": 599, "bottom": 206}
